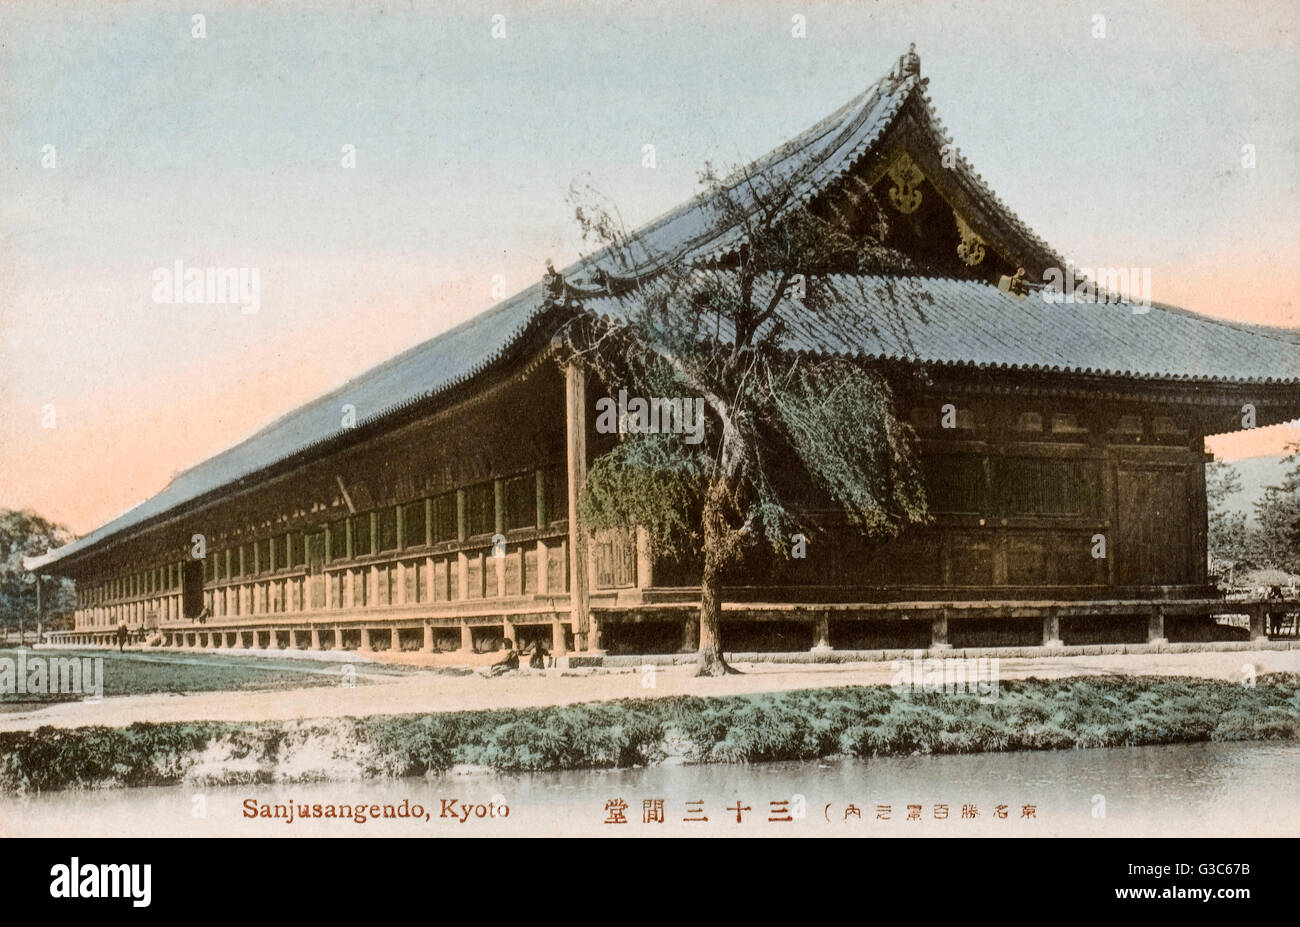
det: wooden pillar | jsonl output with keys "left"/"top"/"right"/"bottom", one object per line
{"left": 459, "top": 620, "right": 473, "bottom": 653}
{"left": 502, "top": 617, "right": 516, "bottom": 646}
{"left": 1146, "top": 607, "right": 1167, "bottom": 646}
{"left": 1042, "top": 612, "right": 1063, "bottom": 648}
{"left": 1193, "top": 446, "right": 1210, "bottom": 585}
{"left": 422, "top": 621, "right": 434, "bottom": 653}
{"left": 456, "top": 488, "right": 469, "bottom": 602}
{"left": 811, "top": 611, "right": 831, "bottom": 652}
{"left": 390, "top": 626, "right": 401, "bottom": 651}
{"left": 565, "top": 359, "right": 592, "bottom": 651}
{"left": 1249, "top": 604, "right": 1268, "bottom": 642}
{"left": 310, "top": 626, "right": 321, "bottom": 650}
{"left": 551, "top": 617, "right": 567, "bottom": 657}
{"left": 359, "top": 626, "right": 372, "bottom": 651}
{"left": 930, "top": 610, "right": 951, "bottom": 651}
{"left": 1103, "top": 450, "right": 1118, "bottom": 587}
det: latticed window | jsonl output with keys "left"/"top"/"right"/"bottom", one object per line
{"left": 431, "top": 493, "right": 457, "bottom": 542}
{"left": 328, "top": 521, "right": 346, "bottom": 562}
{"left": 404, "top": 501, "right": 426, "bottom": 547}
{"left": 466, "top": 482, "right": 494, "bottom": 537}
{"left": 545, "top": 465, "right": 567, "bottom": 525}
{"left": 922, "top": 454, "right": 987, "bottom": 514}
{"left": 504, "top": 473, "right": 535, "bottom": 531}
{"left": 352, "top": 515, "right": 372, "bottom": 557}
{"left": 378, "top": 507, "right": 398, "bottom": 552}
{"left": 990, "top": 457, "right": 1102, "bottom": 517}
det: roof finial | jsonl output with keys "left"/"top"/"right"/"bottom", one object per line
{"left": 542, "top": 259, "right": 565, "bottom": 301}
{"left": 901, "top": 42, "right": 920, "bottom": 77}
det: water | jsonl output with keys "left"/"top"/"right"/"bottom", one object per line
{"left": 2, "top": 740, "right": 1296, "bottom": 837}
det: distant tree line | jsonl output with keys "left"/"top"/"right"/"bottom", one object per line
{"left": 0, "top": 509, "right": 77, "bottom": 631}
{"left": 1208, "top": 443, "right": 1300, "bottom": 579}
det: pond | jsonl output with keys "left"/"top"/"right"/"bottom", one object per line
{"left": 2, "top": 739, "right": 1295, "bottom": 837}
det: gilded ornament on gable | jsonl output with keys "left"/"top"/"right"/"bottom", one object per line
{"left": 954, "top": 213, "right": 986, "bottom": 266}
{"left": 886, "top": 152, "right": 925, "bottom": 215}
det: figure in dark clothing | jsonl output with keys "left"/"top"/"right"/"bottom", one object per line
{"left": 529, "top": 643, "right": 549, "bottom": 670}
{"left": 1267, "top": 585, "right": 1287, "bottom": 636}
{"left": 116, "top": 623, "right": 127, "bottom": 652}
{"left": 488, "top": 638, "right": 519, "bottom": 677}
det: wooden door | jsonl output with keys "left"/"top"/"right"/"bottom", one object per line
{"left": 1116, "top": 466, "right": 1191, "bottom": 586}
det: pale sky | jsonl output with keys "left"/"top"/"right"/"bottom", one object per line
{"left": 2, "top": 0, "right": 1298, "bottom": 536}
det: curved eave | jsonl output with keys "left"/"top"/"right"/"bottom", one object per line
{"left": 28, "top": 297, "right": 571, "bottom": 574}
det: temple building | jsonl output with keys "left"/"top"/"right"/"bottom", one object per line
{"left": 30, "top": 48, "right": 1300, "bottom": 657}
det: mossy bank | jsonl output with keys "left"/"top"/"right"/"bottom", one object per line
{"left": 3, "top": 674, "right": 1299, "bottom": 793}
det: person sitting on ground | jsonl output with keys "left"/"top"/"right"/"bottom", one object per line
{"left": 488, "top": 638, "right": 520, "bottom": 677}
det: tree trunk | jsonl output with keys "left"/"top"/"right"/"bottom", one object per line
{"left": 697, "top": 556, "right": 727, "bottom": 675}
{"left": 696, "top": 480, "right": 732, "bottom": 676}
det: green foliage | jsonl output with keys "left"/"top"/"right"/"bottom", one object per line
{"left": 565, "top": 159, "right": 932, "bottom": 595}
{"left": 581, "top": 431, "right": 707, "bottom": 559}
{"left": 4, "top": 676, "right": 1298, "bottom": 792}
{"left": 769, "top": 358, "right": 928, "bottom": 541}
{"left": 1207, "top": 445, "right": 1300, "bottom": 575}
{"left": 0, "top": 509, "right": 77, "bottom": 626}
{"left": 1252, "top": 466, "right": 1300, "bottom": 572}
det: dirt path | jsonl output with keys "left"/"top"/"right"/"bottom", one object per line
{"left": 2, "top": 649, "right": 1297, "bottom": 732}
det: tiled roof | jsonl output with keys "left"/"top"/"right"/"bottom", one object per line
{"left": 25, "top": 283, "right": 549, "bottom": 571}
{"left": 582, "top": 275, "right": 1300, "bottom": 385}
{"left": 27, "top": 50, "right": 1300, "bottom": 571}
{"left": 586, "top": 67, "right": 920, "bottom": 271}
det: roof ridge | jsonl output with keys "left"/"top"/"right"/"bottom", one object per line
{"left": 570, "top": 50, "right": 919, "bottom": 278}
{"left": 908, "top": 89, "right": 1068, "bottom": 270}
